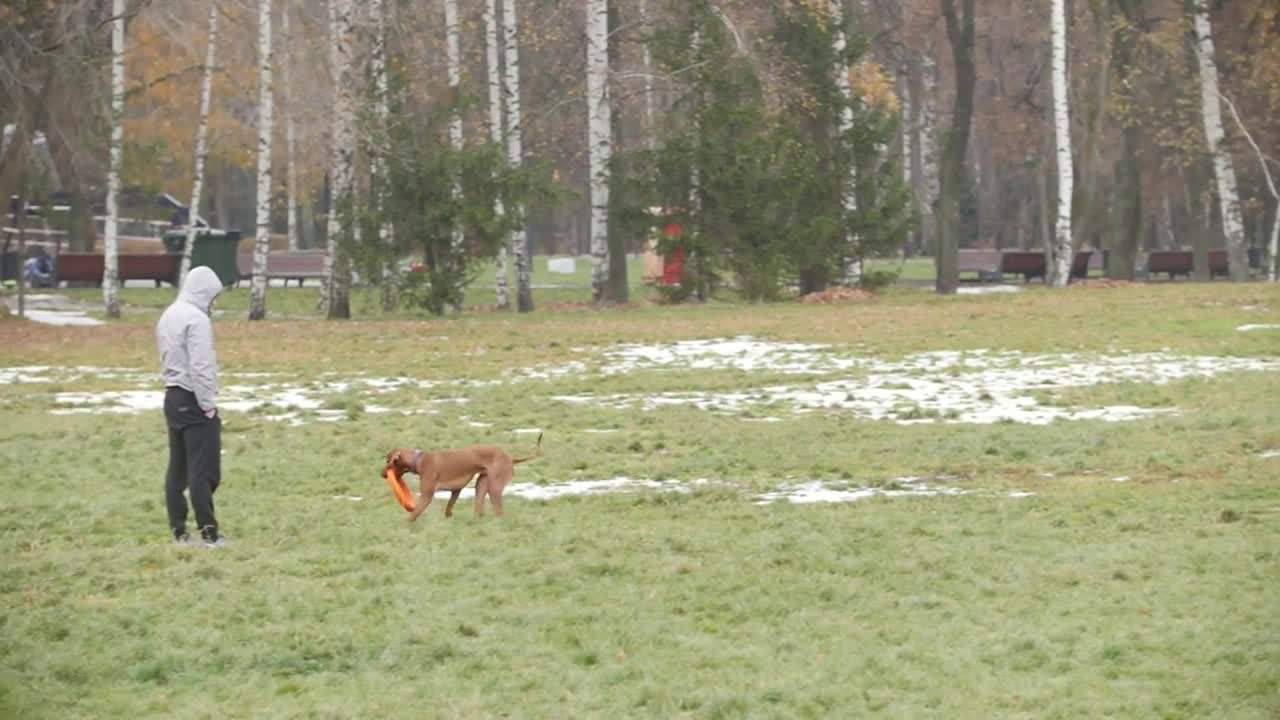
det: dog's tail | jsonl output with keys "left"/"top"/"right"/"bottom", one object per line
{"left": 512, "top": 432, "right": 544, "bottom": 464}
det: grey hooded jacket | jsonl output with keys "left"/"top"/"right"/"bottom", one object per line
{"left": 156, "top": 266, "right": 223, "bottom": 412}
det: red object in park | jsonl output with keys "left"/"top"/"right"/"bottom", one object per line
{"left": 661, "top": 222, "right": 686, "bottom": 287}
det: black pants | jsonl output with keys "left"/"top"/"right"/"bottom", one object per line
{"left": 164, "top": 387, "right": 221, "bottom": 542}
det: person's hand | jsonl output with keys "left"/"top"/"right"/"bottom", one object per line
{"left": 204, "top": 407, "right": 217, "bottom": 419}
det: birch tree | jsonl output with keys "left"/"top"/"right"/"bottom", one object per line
{"left": 918, "top": 49, "right": 940, "bottom": 255}
{"left": 248, "top": 0, "right": 274, "bottom": 321}
{"left": 485, "top": 0, "right": 510, "bottom": 309}
{"left": 103, "top": 0, "right": 126, "bottom": 319}
{"left": 324, "top": 0, "right": 356, "bottom": 319}
{"left": 587, "top": 0, "right": 611, "bottom": 304}
{"left": 282, "top": 1, "right": 299, "bottom": 252}
{"left": 829, "top": 0, "right": 861, "bottom": 285}
{"left": 640, "top": 0, "right": 655, "bottom": 150}
{"left": 181, "top": 1, "right": 218, "bottom": 283}
{"left": 444, "top": 0, "right": 464, "bottom": 310}
{"left": 1047, "top": 0, "right": 1074, "bottom": 288}
{"left": 502, "top": 0, "right": 533, "bottom": 312}
{"left": 1192, "top": 2, "right": 1248, "bottom": 281}
{"left": 372, "top": 0, "right": 395, "bottom": 310}
{"left": 1218, "top": 92, "right": 1278, "bottom": 283}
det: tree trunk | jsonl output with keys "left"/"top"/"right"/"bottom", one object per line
{"left": 503, "top": 0, "right": 532, "bottom": 312}
{"left": 918, "top": 48, "right": 940, "bottom": 256}
{"left": 588, "top": 0, "right": 611, "bottom": 304}
{"left": 900, "top": 69, "right": 915, "bottom": 255}
{"left": 15, "top": 195, "right": 26, "bottom": 318}
{"left": 935, "top": 0, "right": 976, "bottom": 295}
{"left": 605, "top": 0, "right": 628, "bottom": 304}
{"left": 1108, "top": 124, "right": 1142, "bottom": 280}
{"left": 1047, "top": 0, "right": 1074, "bottom": 288}
{"left": 324, "top": 0, "right": 355, "bottom": 319}
{"left": 443, "top": 0, "right": 464, "bottom": 311}
{"left": 830, "top": 0, "right": 861, "bottom": 285}
{"left": 1217, "top": 88, "right": 1278, "bottom": 283}
{"left": 103, "top": 0, "right": 125, "bottom": 318}
{"left": 1107, "top": 4, "right": 1142, "bottom": 280}
{"left": 640, "top": 0, "right": 655, "bottom": 151}
{"left": 249, "top": 0, "right": 274, "bottom": 321}
{"left": 282, "top": 1, "right": 299, "bottom": 253}
{"left": 485, "top": 0, "right": 509, "bottom": 309}
{"left": 1192, "top": 2, "right": 1248, "bottom": 281}
{"left": 1187, "top": 158, "right": 1212, "bottom": 280}
{"left": 182, "top": 1, "right": 218, "bottom": 284}
{"left": 373, "top": 0, "right": 396, "bottom": 310}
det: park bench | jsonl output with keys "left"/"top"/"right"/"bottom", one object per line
{"left": 957, "top": 249, "right": 1001, "bottom": 282}
{"left": 1146, "top": 249, "right": 1229, "bottom": 279}
{"left": 55, "top": 252, "right": 180, "bottom": 287}
{"left": 236, "top": 251, "right": 327, "bottom": 287}
{"left": 997, "top": 250, "right": 1093, "bottom": 283}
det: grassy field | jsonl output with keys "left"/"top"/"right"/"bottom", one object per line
{"left": 1, "top": 282, "right": 1278, "bottom": 719}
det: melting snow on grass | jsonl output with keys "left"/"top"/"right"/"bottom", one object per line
{"left": 349, "top": 476, "right": 1027, "bottom": 505}
{"left": 7, "top": 337, "right": 1277, "bottom": 427}
{"left": 553, "top": 341, "right": 1280, "bottom": 425}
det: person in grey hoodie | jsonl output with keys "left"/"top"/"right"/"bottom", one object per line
{"left": 156, "top": 266, "right": 225, "bottom": 546}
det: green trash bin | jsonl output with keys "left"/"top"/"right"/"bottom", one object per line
{"left": 163, "top": 229, "right": 243, "bottom": 287}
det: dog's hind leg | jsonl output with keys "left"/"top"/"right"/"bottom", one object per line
{"left": 473, "top": 473, "right": 489, "bottom": 517}
{"left": 488, "top": 462, "right": 513, "bottom": 518}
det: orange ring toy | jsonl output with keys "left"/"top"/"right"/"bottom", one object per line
{"left": 385, "top": 468, "right": 416, "bottom": 512}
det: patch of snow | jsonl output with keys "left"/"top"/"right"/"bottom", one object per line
{"left": 753, "top": 479, "right": 968, "bottom": 504}
{"left": 956, "top": 285, "right": 1021, "bottom": 295}
{"left": 51, "top": 390, "right": 163, "bottom": 413}
{"left": 1237, "top": 324, "right": 1280, "bottom": 332}
{"left": 1257, "top": 450, "right": 1280, "bottom": 459}
{"left": 371, "top": 476, "right": 1030, "bottom": 506}
{"left": 552, "top": 348, "right": 1279, "bottom": 425}
{"left": 24, "top": 310, "right": 104, "bottom": 326}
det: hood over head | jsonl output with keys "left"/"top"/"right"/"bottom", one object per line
{"left": 179, "top": 266, "right": 223, "bottom": 314}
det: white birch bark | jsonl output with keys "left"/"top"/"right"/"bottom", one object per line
{"left": 485, "top": 0, "right": 509, "bottom": 309}
{"left": 182, "top": 0, "right": 219, "bottom": 283}
{"left": 1218, "top": 92, "right": 1279, "bottom": 283}
{"left": 1193, "top": 3, "right": 1248, "bottom": 281}
{"left": 372, "top": 0, "right": 396, "bottom": 310}
{"left": 829, "top": 0, "right": 861, "bottom": 285}
{"left": 640, "top": 0, "right": 654, "bottom": 151}
{"left": 588, "top": 0, "right": 611, "bottom": 303}
{"left": 325, "top": 0, "right": 356, "bottom": 318}
{"left": 444, "top": 0, "right": 464, "bottom": 310}
{"left": 901, "top": 72, "right": 913, "bottom": 189}
{"left": 103, "top": 0, "right": 125, "bottom": 318}
{"left": 282, "top": 1, "right": 299, "bottom": 252}
{"left": 919, "top": 49, "right": 940, "bottom": 253}
{"left": 249, "top": 0, "right": 274, "bottom": 320}
{"left": 689, "top": 27, "right": 702, "bottom": 215}
{"left": 503, "top": 0, "right": 532, "bottom": 312}
{"left": 1047, "top": 0, "right": 1074, "bottom": 288}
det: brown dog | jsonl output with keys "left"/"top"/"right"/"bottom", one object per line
{"left": 383, "top": 433, "right": 542, "bottom": 521}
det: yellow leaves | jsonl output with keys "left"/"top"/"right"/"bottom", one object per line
{"left": 790, "top": 0, "right": 833, "bottom": 28}
{"left": 849, "top": 61, "right": 899, "bottom": 114}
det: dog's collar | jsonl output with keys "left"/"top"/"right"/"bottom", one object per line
{"left": 411, "top": 450, "right": 423, "bottom": 471}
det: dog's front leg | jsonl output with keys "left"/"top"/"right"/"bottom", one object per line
{"left": 408, "top": 474, "right": 437, "bottom": 522}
